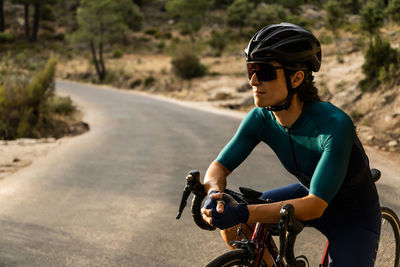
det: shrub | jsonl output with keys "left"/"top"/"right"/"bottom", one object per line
{"left": 0, "top": 58, "right": 58, "bottom": 139}
{"left": 157, "top": 40, "right": 166, "bottom": 51}
{"left": 0, "top": 32, "right": 14, "bottom": 43}
{"left": 226, "top": 0, "right": 254, "bottom": 30}
{"left": 360, "top": 1, "right": 384, "bottom": 39}
{"left": 48, "top": 96, "right": 77, "bottom": 116}
{"left": 276, "top": 0, "right": 304, "bottom": 13}
{"left": 171, "top": 52, "right": 207, "bottom": 79}
{"left": 130, "top": 79, "right": 142, "bottom": 88}
{"left": 209, "top": 29, "right": 227, "bottom": 55}
{"left": 144, "top": 75, "right": 155, "bottom": 87}
{"left": 286, "top": 15, "right": 311, "bottom": 29}
{"left": 112, "top": 49, "right": 124, "bottom": 58}
{"left": 247, "top": 4, "right": 287, "bottom": 31}
{"left": 359, "top": 37, "right": 399, "bottom": 91}
{"left": 145, "top": 28, "right": 158, "bottom": 35}
{"left": 318, "top": 32, "right": 333, "bottom": 45}
{"left": 350, "top": 110, "right": 364, "bottom": 123}
{"left": 387, "top": 0, "right": 400, "bottom": 23}
{"left": 104, "top": 70, "right": 118, "bottom": 84}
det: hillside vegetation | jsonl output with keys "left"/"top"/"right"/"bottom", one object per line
{"left": 0, "top": 0, "right": 400, "bottom": 152}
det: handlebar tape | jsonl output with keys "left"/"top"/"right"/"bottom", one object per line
{"left": 189, "top": 170, "right": 216, "bottom": 231}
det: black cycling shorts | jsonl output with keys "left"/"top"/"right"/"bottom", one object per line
{"left": 261, "top": 183, "right": 381, "bottom": 267}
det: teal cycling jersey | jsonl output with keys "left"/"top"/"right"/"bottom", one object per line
{"left": 216, "top": 101, "right": 377, "bottom": 206}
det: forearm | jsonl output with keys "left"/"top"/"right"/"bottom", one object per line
{"left": 247, "top": 194, "right": 328, "bottom": 224}
{"left": 203, "top": 160, "right": 231, "bottom": 194}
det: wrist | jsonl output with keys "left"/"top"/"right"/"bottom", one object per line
{"left": 208, "top": 189, "right": 223, "bottom": 195}
{"left": 237, "top": 203, "right": 249, "bottom": 223}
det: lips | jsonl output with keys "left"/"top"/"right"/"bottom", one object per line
{"left": 253, "top": 90, "right": 266, "bottom": 96}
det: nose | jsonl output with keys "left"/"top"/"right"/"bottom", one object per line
{"left": 250, "top": 73, "right": 261, "bottom": 86}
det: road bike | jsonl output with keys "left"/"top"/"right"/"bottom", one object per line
{"left": 176, "top": 169, "right": 400, "bottom": 267}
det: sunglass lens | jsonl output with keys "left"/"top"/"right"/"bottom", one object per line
{"left": 247, "top": 63, "right": 259, "bottom": 80}
{"left": 247, "top": 63, "right": 278, "bottom": 81}
{"left": 258, "top": 63, "right": 277, "bottom": 81}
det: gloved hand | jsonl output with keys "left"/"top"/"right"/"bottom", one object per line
{"left": 202, "top": 190, "right": 221, "bottom": 210}
{"left": 201, "top": 190, "right": 226, "bottom": 226}
{"left": 202, "top": 192, "right": 249, "bottom": 230}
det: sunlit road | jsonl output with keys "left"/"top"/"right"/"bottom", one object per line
{"left": 0, "top": 81, "right": 398, "bottom": 266}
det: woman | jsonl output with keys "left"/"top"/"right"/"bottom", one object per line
{"left": 201, "top": 22, "right": 381, "bottom": 266}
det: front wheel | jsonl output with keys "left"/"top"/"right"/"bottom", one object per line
{"left": 205, "top": 249, "right": 254, "bottom": 267}
{"left": 375, "top": 207, "right": 400, "bottom": 267}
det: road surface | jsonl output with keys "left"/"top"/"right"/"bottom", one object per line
{"left": 0, "top": 81, "right": 398, "bottom": 266}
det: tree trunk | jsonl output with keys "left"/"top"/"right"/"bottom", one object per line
{"left": 25, "top": 4, "right": 30, "bottom": 40}
{"left": 352, "top": 0, "right": 359, "bottom": 14}
{"left": 90, "top": 41, "right": 105, "bottom": 82}
{"left": 0, "top": 0, "right": 4, "bottom": 32}
{"left": 32, "top": 3, "right": 40, "bottom": 42}
{"left": 99, "top": 41, "right": 106, "bottom": 81}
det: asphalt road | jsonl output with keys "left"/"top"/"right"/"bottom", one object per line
{"left": 0, "top": 81, "right": 398, "bottom": 266}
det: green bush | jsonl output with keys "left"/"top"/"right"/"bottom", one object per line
{"left": 0, "top": 32, "right": 14, "bottom": 43}
{"left": 112, "top": 49, "right": 124, "bottom": 58}
{"left": 157, "top": 40, "right": 166, "bottom": 51}
{"left": 209, "top": 29, "right": 227, "bottom": 55}
{"left": 145, "top": 28, "right": 158, "bottom": 35}
{"left": 130, "top": 78, "right": 142, "bottom": 88}
{"left": 248, "top": 4, "right": 287, "bottom": 31}
{"left": 144, "top": 75, "right": 155, "bottom": 87}
{"left": 318, "top": 32, "right": 333, "bottom": 45}
{"left": 387, "top": 0, "right": 400, "bottom": 23}
{"left": 350, "top": 110, "right": 364, "bottom": 122}
{"left": 360, "top": 1, "right": 384, "bottom": 38}
{"left": 104, "top": 70, "right": 118, "bottom": 84}
{"left": 359, "top": 37, "right": 400, "bottom": 91}
{"left": 286, "top": 15, "right": 312, "bottom": 29}
{"left": 0, "top": 58, "right": 58, "bottom": 139}
{"left": 226, "top": 0, "right": 254, "bottom": 30}
{"left": 171, "top": 52, "right": 207, "bottom": 79}
{"left": 276, "top": 0, "right": 304, "bottom": 12}
{"left": 163, "top": 31, "right": 173, "bottom": 39}
{"left": 48, "top": 96, "right": 77, "bottom": 116}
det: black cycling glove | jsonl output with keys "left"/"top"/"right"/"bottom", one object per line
{"left": 211, "top": 193, "right": 249, "bottom": 230}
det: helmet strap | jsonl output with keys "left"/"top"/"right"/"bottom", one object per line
{"left": 266, "top": 70, "right": 296, "bottom": 112}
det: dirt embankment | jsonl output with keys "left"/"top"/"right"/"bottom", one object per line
{"left": 0, "top": 112, "right": 89, "bottom": 180}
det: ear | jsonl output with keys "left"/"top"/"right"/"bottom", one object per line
{"left": 291, "top": 71, "right": 305, "bottom": 89}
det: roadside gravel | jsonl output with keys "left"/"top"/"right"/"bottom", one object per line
{"left": 0, "top": 138, "right": 66, "bottom": 180}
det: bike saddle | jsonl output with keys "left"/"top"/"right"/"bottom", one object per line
{"left": 239, "top": 187, "right": 269, "bottom": 204}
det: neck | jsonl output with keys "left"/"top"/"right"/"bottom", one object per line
{"left": 273, "top": 96, "right": 304, "bottom": 128}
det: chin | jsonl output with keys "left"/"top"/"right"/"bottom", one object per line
{"left": 254, "top": 98, "right": 267, "bottom": 108}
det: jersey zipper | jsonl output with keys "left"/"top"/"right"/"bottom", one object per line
{"left": 285, "top": 127, "right": 301, "bottom": 176}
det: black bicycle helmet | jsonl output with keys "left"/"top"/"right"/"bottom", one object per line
{"left": 244, "top": 22, "right": 321, "bottom": 72}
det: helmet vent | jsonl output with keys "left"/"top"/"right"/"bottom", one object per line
{"left": 280, "top": 41, "right": 313, "bottom": 53}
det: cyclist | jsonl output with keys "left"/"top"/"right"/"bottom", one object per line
{"left": 201, "top": 22, "right": 381, "bottom": 266}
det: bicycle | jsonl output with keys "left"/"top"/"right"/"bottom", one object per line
{"left": 176, "top": 169, "right": 400, "bottom": 267}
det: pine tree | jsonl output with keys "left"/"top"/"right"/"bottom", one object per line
{"left": 166, "top": 0, "right": 210, "bottom": 51}
{"left": 71, "top": 0, "right": 143, "bottom": 82}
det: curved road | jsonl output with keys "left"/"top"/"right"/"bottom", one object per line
{"left": 0, "top": 81, "right": 398, "bottom": 266}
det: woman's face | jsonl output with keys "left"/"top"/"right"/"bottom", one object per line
{"left": 249, "top": 62, "right": 288, "bottom": 108}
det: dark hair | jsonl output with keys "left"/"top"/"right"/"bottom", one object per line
{"left": 284, "top": 68, "right": 321, "bottom": 103}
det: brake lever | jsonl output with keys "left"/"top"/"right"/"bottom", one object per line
{"left": 176, "top": 172, "right": 196, "bottom": 219}
{"left": 176, "top": 170, "right": 215, "bottom": 231}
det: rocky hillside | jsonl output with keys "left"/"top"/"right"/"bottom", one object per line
{"left": 2, "top": 1, "right": 400, "bottom": 152}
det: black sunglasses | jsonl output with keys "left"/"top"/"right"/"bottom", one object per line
{"left": 247, "top": 62, "right": 284, "bottom": 81}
